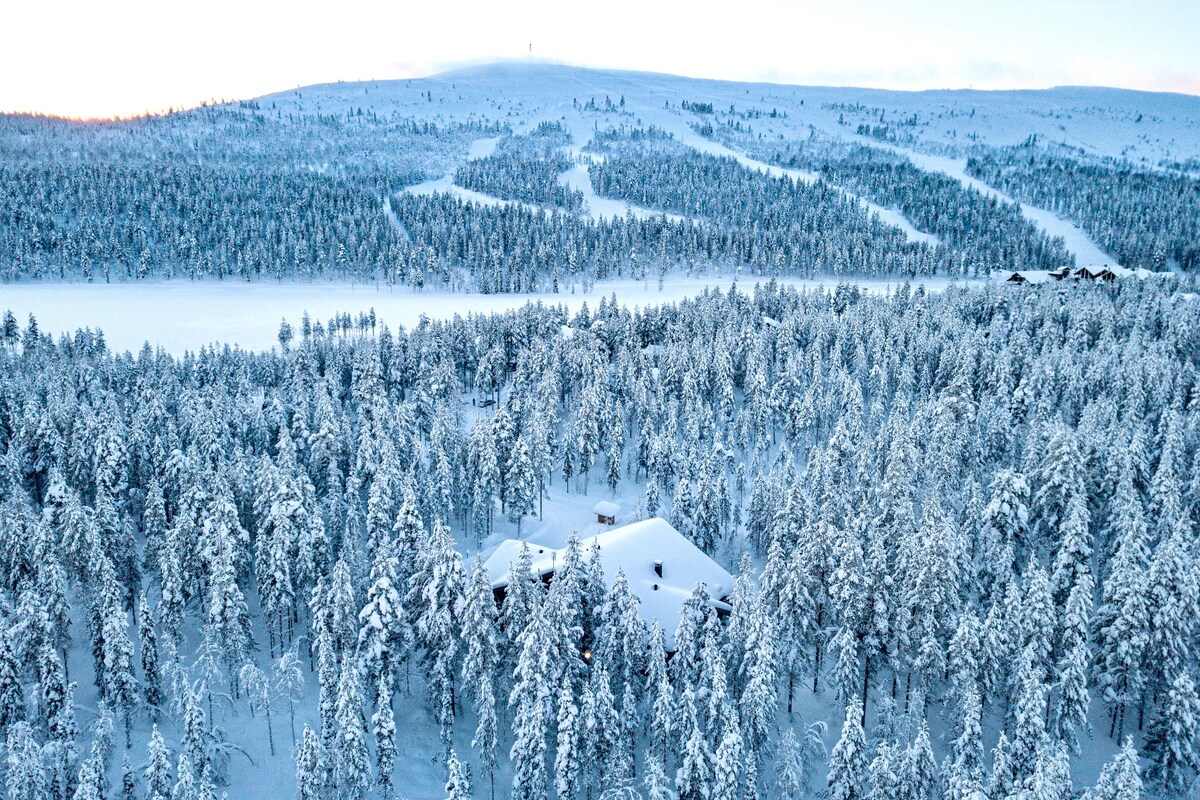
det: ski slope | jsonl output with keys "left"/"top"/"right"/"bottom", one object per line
{"left": 254, "top": 63, "right": 1192, "bottom": 258}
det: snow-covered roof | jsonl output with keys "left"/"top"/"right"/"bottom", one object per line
{"left": 484, "top": 517, "right": 734, "bottom": 648}
{"left": 1001, "top": 270, "right": 1051, "bottom": 284}
{"left": 593, "top": 500, "right": 620, "bottom": 517}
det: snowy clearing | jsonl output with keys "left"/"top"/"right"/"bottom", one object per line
{"left": 0, "top": 275, "right": 975, "bottom": 354}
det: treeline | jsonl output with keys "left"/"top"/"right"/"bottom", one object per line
{"left": 967, "top": 149, "right": 1200, "bottom": 271}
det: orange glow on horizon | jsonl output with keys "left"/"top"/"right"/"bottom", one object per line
{"left": 2, "top": 0, "right": 1197, "bottom": 121}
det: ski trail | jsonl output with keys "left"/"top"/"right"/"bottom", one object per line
{"left": 866, "top": 141, "right": 1121, "bottom": 267}
{"left": 649, "top": 115, "right": 939, "bottom": 246}
{"left": 558, "top": 161, "right": 689, "bottom": 223}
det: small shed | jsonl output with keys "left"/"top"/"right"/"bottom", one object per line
{"left": 593, "top": 500, "right": 620, "bottom": 525}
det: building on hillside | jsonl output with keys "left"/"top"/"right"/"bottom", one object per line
{"left": 1004, "top": 270, "right": 1052, "bottom": 285}
{"left": 593, "top": 500, "right": 620, "bottom": 525}
{"left": 483, "top": 517, "right": 734, "bottom": 649}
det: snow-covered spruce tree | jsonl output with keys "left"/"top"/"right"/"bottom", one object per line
{"left": 372, "top": 675, "right": 397, "bottom": 800}
{"left": 826, "top": 703, "right": 867, "bottom": 800}
{"left": 553, "top": 673, "right": 583, "bottom": 800}
{"left": 410, "top": 518, "right": 465, "bottom": 746}
{"left": 6, "top": 721, "right": 47, "bottom": 800}
{"left": 505, "top": 435, "right": 537, "bottom": 535}
{"left": 1085, "top": 736, "right": 1143, "bottom": 800}
{"left": 358, "top": 544, "right": 410, "bottom": 689}
{"left": 333, "top": 654, "right": 371, "bottom": 800}
{"left": 942, "top": 686, "right": 985, "bottom": 800}
{"left": 508, "top": 601, "right": 554, "bottom": 800}
{"left": 1143, "top": 671, "right": 1200, "bottom": 799}
{"left": 444, "top": 748, "right": 471, "bottom": 800}
{"left": 462, "top": 554, "right": 500, "bottom": 798}
{"left": 1052, "top": 573, "right": 1092, "bottom": 753}
{"left": 138, "top": 591, "right": 163, "bottom": 721}
{"left": 295, "top": 724, "right": 325, "bottom": 800}
{"left": 145, "top": 724, "right": 172, "bottom": 800}
{"left": 273, "top": 648, "right": 305, "bottom": 747}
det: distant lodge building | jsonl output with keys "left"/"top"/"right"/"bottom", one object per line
{"left": 484, "top": 517, "right": 734, "bottom": 650}
{"left": 1001, "top": 265, "right": 1169, "bottom": 285}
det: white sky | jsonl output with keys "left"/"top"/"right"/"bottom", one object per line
{"left": 3, "top": 0, "right": 1198, "bottom": 118}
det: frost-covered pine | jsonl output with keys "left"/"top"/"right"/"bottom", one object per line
{"left": 980, "top": 468, "right": 1030, "bottom": 578}
{"left": 643, "top": 751, "right": 673, "bottom": 800}
{"left": 239, "top": 662, "right": 275, "bottom": 756}
{"left": 295, "top": 724, "right": 324, "bottom": 800}
{"left": 121, "top": 754, "right": 136, "bottom": 800}
{"left": 646, "top": 620, "right": 675, "bottom": 763}
{"left": 444, "top": 748, "right": 471, "bottom": 800}
{"left": 943, "top": 686, "right": 984, "bottom": 800}
{"left": 903, "top": 723, "right": 937, "bottom": 800}
{"left": 1052, "top": 574, "right": 1092, "bottom": 753}
{"left": 138, "top": 591, "right": 163, "bottom": 720}
{"left": 358, "top": 545, "right": 409, "bottom": 686}
{"left": 775, "top": 727, "right": 805, "bottom": 800}
{"left": 499, "top": 543, "right": 540, "bottom": 672}
{"left": 463, "top": 555, "right": 500, "bottom": 795}
{"left": 333, "top": 654, "right": 371, "bottom": 800}
{"left": 74, "top": 737, "right": 108, "bottom": 800}
{"left": 372, "top": 676, "right": 396, "bottom": 800}
{"left": 676, "top": 683, "right": 713, "bottom": 800}
{"left": 553, "top": 674, "right": 582, "bottom": 800}
{"left": 1095, "top": 459, "right": 1150, "bottom": 741}
{"left": 505, "top": 435, "right": 537, "bottom": 534}
{"left": 0, "top": 625, "right": 25, "bottom": 733}
{"left": 508, "top": 602, "right": 553, "bottom": 800}
{"left": 412, "top": 518, "right": 465, "bottom": 745}
{"left": 1143, "top": 671, "right": 1200, "bottom": 799}
{"left": 644, "top": 479, "right": 660, "bottom": 518}
{"left": 712, "top": 712, "right": 744, "bottom": 800}
{"left": 1085, "top": 736, "right": 1143, "bottom": 800}
{"left": 146, "top": 724, "right": 172, "bottom": 800}
{"left": 327, "top": 556, "right": 359, "bottom": 656}
{"left": 316, "top": 630, "right": 338, "bottom": 753}
{"left": 98, "top": 558, "right": 138, "bottom": 747}
{"left": 826, "top": 704, "right": 867, "bottom": 800}
{"left": 273, "top": 649, "right": 305, "bottom": 746}
{"left": 1049, "top": 490, "right": 1091, "bottom": 604}
{"left": 1146, "top": 517, "right": 1197, "bottom": 700}
{"left": 6, "top": 722, "right": 47, "bottom": 800}
{"left": 1010, "top": 641, "right": 1050, "bottom": 787}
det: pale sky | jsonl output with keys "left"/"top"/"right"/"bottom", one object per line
{"left": 3, "top": 0, "right": 1198, "bottom": 118}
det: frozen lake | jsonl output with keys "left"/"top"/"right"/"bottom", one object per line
{"left": 0, "top": 274, "right": 974, "bottom": 354}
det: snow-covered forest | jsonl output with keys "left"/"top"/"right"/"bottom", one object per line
{"left": 2, "top": 61, "right": 1200, "bottom": 800}
{"left": 2, "top": 65, "right": 1198, "bottom": 290}
{"left": 0, "top": 276, "right": 1198, "bottom": 800}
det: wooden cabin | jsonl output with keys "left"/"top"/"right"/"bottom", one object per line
{"left": 593, "top": 500, "right": 620, "bottom": 525}
{"left": 484, "top": 518, "right": 734, "bottom": 650}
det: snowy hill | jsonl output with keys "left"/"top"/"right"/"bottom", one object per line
{"left": 256, "top": 62, "right": 1200, "bottom": 163}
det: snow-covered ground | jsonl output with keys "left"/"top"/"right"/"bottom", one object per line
{"left": 0, "top": 274, "right": 976, "bottom": 354}
{"left": 256, "top": 63, "right": 1200, "bottom": 165}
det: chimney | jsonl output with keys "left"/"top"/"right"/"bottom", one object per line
{"left": 653, "top": 560, "right": 663, "bottom": 578}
